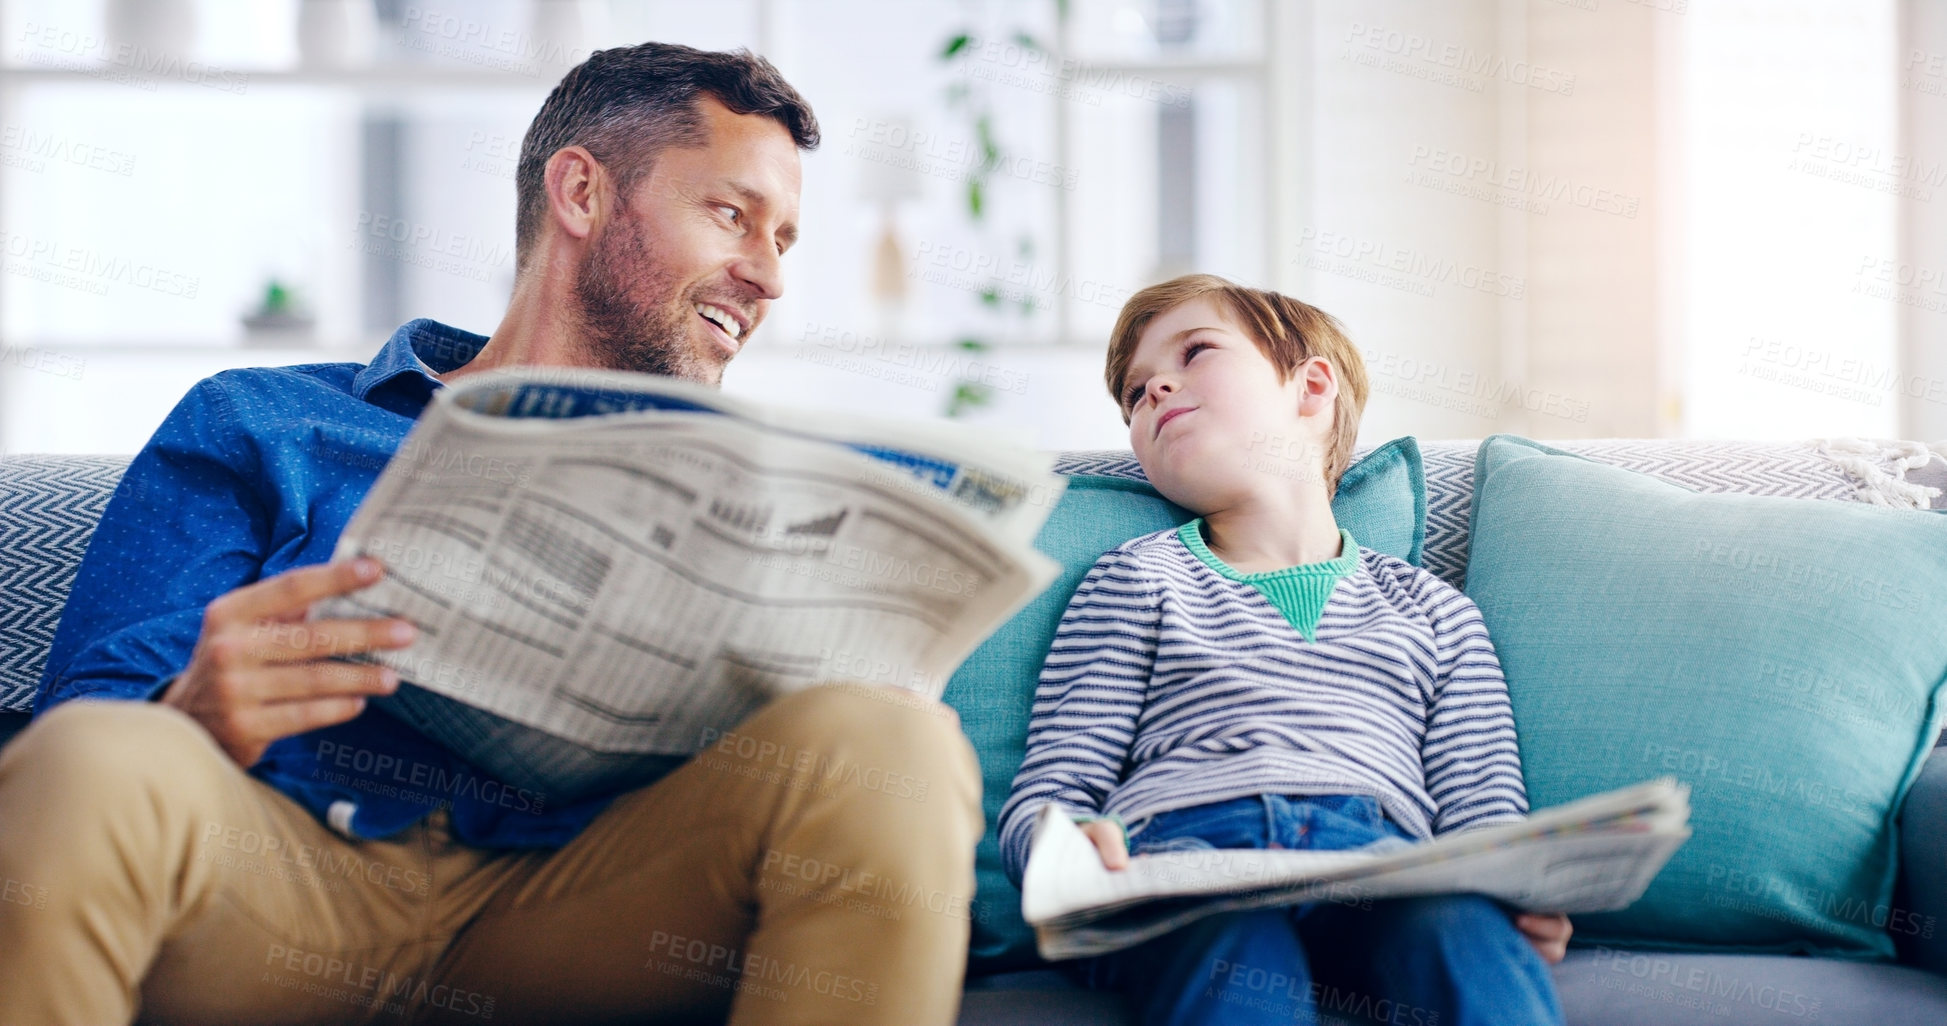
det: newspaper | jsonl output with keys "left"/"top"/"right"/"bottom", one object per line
{"left": 1022, "top": 778, "right": 1691, "bottom": 959}
{"left": 314, "top": 369, "right": 1065, "bottom": 800}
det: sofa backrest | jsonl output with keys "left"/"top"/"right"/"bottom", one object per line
{"left": 1, "top": 440, "right": 1935, "bottom": 712}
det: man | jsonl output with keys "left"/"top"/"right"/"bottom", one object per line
{"left": 0, "top": 43, "right": 983, "bottom": 1026}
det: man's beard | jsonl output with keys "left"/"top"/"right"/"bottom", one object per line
{"left": 572, "top": 205, "right": 721, "bottom": 384}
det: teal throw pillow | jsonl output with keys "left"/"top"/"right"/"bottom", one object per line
{"left": 1464, "top": 434, "right": 1947, "bottom": 959}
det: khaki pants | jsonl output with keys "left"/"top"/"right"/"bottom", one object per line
{"left": 0, "top": 683, "right": 984, "bottom": 1026}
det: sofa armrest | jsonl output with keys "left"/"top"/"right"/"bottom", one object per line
{"left": 1899, "top": 746, "right": 1947, "bottom": 974}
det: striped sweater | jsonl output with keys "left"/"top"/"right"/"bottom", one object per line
{"left": 997, "top": 524, "right": 1529, "bottom": 885}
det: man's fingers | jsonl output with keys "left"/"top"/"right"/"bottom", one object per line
{"left": 207, "top": 557, "right": 384, "bottom": 626}
{"left": 240, "top": 695, "right": 372, "bottom": 742}
{"left": 242, "top": 617, "right": 418, "bottom": 664}
{"left": 250, "top": 662, "right": 400, "bottom": 703}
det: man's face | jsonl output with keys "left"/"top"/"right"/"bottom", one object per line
{"left": 575, "top": 95, "right": 803, "bottom": 384}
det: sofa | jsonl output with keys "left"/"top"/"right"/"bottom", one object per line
{"left": 5, "top": 439, "right": 1947, "bottom": 1025}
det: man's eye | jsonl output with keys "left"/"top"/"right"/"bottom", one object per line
{"left": 717, "top": 205, "right": 741, "bottom": 224}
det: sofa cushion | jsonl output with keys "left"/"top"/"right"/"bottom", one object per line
{"left": 1464, "top": 434, "right": 1947, "bottom": 959}
{"left": 947, "top": 438, "right": 1426, "bottom": 972}
{"left": 956, "top": 951, "right": 1947, "bottom": 1025}
{"left": 1551, "top": 948, "right": 1947, "bottom": 1026}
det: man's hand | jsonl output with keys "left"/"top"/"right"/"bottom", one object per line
{"left": 161, "top": 557, "right": 417, "bottom": 768}
{"left": 1514, "top": 912, "right": 1572, "bottom": 963}
{"left": 1079, "top": 819, "right": 1129, "bottom": 870}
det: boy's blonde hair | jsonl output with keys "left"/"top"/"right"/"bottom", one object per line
{"left": 1106, "top": 274, "right": 1371, "bottom": 493}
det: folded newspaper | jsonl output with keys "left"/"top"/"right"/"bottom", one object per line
{"left": 1022, "top": 778, "right": 1691, "bottom": 960}
{"left": 314, "top": 369, "right": 1065, "bottom": 801}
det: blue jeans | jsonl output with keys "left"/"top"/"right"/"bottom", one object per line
{"left": 1070, "top": 795, "right": 1564, "bottom": 1026}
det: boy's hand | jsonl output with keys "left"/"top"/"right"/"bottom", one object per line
{"left": 1079, "top": 819, "right": 1129, "bottom": 870}
{"left": 1514, "top": 912, "right": 1572, "bottom": 963}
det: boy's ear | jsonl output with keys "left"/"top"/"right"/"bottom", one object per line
{"left": 1295, "top": 356, "right": 1338, "bottom": 417}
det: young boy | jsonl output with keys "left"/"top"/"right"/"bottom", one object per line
{"left": 997, "top": 275, "right": 1571, "bottom": 1026}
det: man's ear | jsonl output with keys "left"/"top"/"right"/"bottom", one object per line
{"left": 1295, "top": 355, "right": 1339, "bottom": 417}
{"left": 542, "top": 145, "right": 611, "bottom": 244}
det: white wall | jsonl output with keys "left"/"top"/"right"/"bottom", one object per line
{"left": 1901, "top": 0, "right": 1947, "bottom": 445}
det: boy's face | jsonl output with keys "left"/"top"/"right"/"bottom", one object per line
{"left": 1119, "top": 296, "right": 1333, "bottom": 513}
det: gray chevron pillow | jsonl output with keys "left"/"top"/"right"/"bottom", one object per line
{"left": 0, "top": 456, "right": 130, "bottom": 711}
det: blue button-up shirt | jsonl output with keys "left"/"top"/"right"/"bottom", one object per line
{"left": 35, "top": 319, "right": 617, "bottom": 847}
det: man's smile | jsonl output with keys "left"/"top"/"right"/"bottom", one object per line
{"left": 694, "top": 301, "right": 750, "bottom": 357}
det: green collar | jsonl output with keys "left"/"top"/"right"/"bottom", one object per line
{"left": 1176, "top": 520, "right": 1359, "bottom": 643}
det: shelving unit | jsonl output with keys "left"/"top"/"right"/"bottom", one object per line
{"left": 0, "top": 0, "right": 1289, "bottom": 455}
{"left": 0, "top": 43, "right": 555, "bottom": 453}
